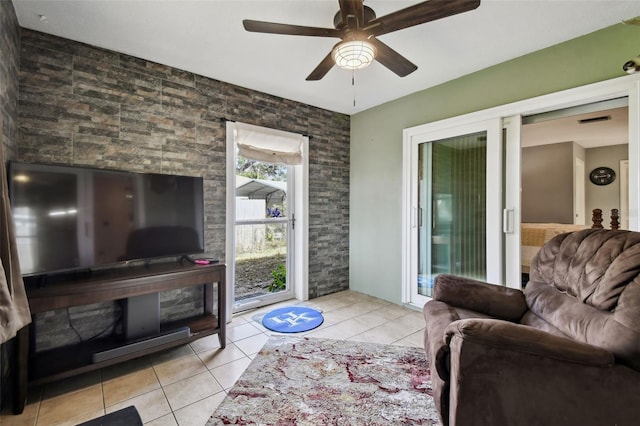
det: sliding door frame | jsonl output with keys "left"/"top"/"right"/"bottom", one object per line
{"left": 402, "top": 74, "right": 640, "bottom": 307}
{"left": 404, "top": 119, "right": 502, "bottom": 308}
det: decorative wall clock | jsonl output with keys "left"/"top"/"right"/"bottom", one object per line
{"left": 589, "top": 167, "right": 616, "bottom": 185}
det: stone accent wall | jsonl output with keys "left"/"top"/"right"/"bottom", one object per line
{"left": 17, "top": 29, "right": 350, "bottom": 350}
{"left": 0, "top": 0, "right": 21, "bottom": 409}
{"left": 0, "top": 0, "right": 19, "bottom": 158}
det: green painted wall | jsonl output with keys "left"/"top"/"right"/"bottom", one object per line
{"left": 350, "top": 23, "right": 640, "bottom": 304}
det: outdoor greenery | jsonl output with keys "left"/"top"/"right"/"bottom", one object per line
{"left": 237, "top": 155, "right": 287, "bottom": 180}
{"left": 268, "top": 263, "right": 287, "bottom": 292}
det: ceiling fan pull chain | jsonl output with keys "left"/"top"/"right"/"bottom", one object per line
{"left": 353, "top": 69, "right": 356, "bottom": 108}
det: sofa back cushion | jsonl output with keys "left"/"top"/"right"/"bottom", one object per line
{"left": 527, "top": 229, "right": 640, "bottom": 370}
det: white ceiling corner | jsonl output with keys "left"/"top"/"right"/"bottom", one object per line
{"left": 12, "top": 0, "right": 640, "bottom": 115}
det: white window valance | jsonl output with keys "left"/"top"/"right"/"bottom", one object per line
{"left": 234, "top": 122, "right": 304, "bottom": 165}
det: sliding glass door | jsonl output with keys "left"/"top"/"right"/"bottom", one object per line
{"left": 418, "top": 131, "right": 488, "bottom": 297}
{"left": 406, "top": 119, "right": 502, "bottom": 306}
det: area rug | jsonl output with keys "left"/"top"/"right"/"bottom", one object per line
{"left": 208, "top": 336, "right": 440, "bottom": 425}
{"left": 261, "top": 306, "right": 324, "bottom": 333}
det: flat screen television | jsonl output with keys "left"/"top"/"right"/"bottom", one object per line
{"left": 8, "top": 162, "right": 205, "bottom": 277}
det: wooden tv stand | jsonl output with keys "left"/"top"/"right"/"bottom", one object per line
{"left": 13, "top": 262, "right": 225, "bottom": 414}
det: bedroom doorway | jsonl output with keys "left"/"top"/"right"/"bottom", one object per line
{"left": 518, "top": 99, "right": 629, "bottom": 283}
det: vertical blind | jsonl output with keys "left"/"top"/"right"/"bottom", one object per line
{"left": 420, "top": 131, "right": 487, "bottom": 286}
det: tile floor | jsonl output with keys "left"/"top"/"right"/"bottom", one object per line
{"left": 1, "top": 290, "right": 426, "bottom": 426}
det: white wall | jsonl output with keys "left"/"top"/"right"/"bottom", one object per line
{"left": 585, "top": 144, "right": 628, "bottom": 226}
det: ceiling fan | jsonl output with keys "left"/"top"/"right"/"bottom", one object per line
{"left": 243, "top": 0, "right": 481, "bottom": 81}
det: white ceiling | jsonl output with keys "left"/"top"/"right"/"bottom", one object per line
{"left": 12, "top": 0, "right": 640, "bottom": 115}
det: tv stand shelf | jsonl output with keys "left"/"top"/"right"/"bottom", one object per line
{"left": 13, "top": 262, "right": 225, "bottom": 414}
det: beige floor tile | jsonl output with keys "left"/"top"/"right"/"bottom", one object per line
{"left": 41, "top": 370, "right": 101, "bottom": 399}
{"left": 102, "top": 366, "right": 160, "bottom": 406}
{"left": 146, "top": 413, "right": 179, "bottom": 426}
{"left": 244, "top": 317, "right": 270, "bottom": 333}
{"left": 349, "top": 326, "right": 399, "bottom": 345}
{"left": 319, "top": 306, "right": 361, "bottom": 325}
{"left": 348, "top": 310, "right": 389, "bottom": 329}
{"left": 347, "top": 299, "right": 392, "bottom": 316}
{"left": 227, "top": 315, "right": 248, "bottom": 325}
{"left": 174, "top": 392, "right": 227, "bottom": 426}
{"left": 226, "top": 322, "right": 262, "bottom": 342}
{"left": 390, "top": 311, "right": 427, "bottom": 334}
{"left": 394, "top": 329, "right": 425, "bottom": 347}
{"left": 153, "top": 353, "right": 208, "bottom": 386}
{"left": 233, "top": 333, "right": 270, "bottom": 356}
{"left": 1, "top": 403, "right": 39, "bottom": 426}
{"left": 51, "top": 408, "right": 105, "bottom": 426}
{"left": 210, "top": 357, "right": 252, "bottom": 389}
{"left": 306, "top": 316, "right": 376, "bottom": 340}
{"left": 197, "top": 343, "right": 246, "bottom": 370}
{"left": 100, "top": 356, "right": 152, "bottom": 381}
{"left": 350, "top": 314, "right": 424, "bottom": 346}
{"left": 106, "top": 388, "right": 171, "bottom": 424}
{"left": 10, "top": 290, "right": 427, "bottom": 426}
{"left": 189, "top": 334, "right": 222, "bottom": 354}
{"left": 163, "top": 371, "right": 223, "bottom": 411}
{"left": 37, "top": 384, "right": 103, "bottom": 426}
{"left": 331, "top": 290, "right": 371, "bottom": 303}
{"left": 370, "top": 304, "right": 416, "bottom": 321}
{"left": 308, "top": 297, "right": 354, "bottom": 313}
{"left": 150, "top": 345, "right": 195, "bottom": 364}
{"left": 232, "top": 300, "right": 298, "bottom": 323}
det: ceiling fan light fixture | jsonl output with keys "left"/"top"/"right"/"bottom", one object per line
{"left": 332, "top": 40, "right": 376, "bottom": 70}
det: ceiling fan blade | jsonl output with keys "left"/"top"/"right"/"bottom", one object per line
{"left": 306, "top": 52, "right": 335, "bottom": 81}
{"left": 339, "top": 0, "right": 364, "bottom": 29}
{"left": 243, "top": 20, "right": 342, "bottom": 38}
{"left": 370, "top": 39, "right": 417, "bottom": 77}
{"left": 367, "top": 0, "right": 480, "bottom": 37}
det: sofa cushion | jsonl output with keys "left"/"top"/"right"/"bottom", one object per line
{"left": 528, "top": 229, "right": 640, "bottom": 370}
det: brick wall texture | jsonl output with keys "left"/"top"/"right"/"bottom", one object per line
{"left": 13, "top": 28, "right": 350, "bottom": 351}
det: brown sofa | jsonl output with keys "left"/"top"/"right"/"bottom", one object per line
{"left": 423, "top": 229, "right": 640, "bottom": 426}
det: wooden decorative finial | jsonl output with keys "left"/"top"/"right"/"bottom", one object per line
{"left": 611, "top": 209, "right": 620, "bottom": 230}
{"left": 592, "top": 208, "right": 603, "bottom": 229}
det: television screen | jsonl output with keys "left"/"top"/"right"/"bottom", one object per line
{"left": 8, "top": 162, "right": 205, "bottom": 276}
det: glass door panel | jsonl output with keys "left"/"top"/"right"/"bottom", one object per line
{"left": 233, "top": 154, "right": 293, "bottom": 311}
{"left": 234, "top": 222, "right": 288, "bottom": 300}
{"left": 417, "top": 132, "right": 487, "bottom": 297}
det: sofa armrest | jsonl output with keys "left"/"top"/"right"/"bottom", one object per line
{"left": 445, "top": 318, "right": 614, "bottom": 367}
{"left": 434, "top": 274, "right": 527, "bottom": 322}
{"left": 441, "top": 318, "right": 638, "bottom": 426}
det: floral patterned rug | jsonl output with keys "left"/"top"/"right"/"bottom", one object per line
{"left": 208, "top": 336, "right": 441, "bottom": 425}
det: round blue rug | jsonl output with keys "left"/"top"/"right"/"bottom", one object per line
{"left": 261, "top": 306, "right": 324, "bottom": 333}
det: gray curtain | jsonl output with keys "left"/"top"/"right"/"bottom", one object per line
{"left": 0, "top": 139, "right": 31, "bottom": 343}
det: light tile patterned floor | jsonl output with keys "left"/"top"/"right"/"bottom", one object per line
{"left": 1, "top": 290, "right": 425, "bottom": 426}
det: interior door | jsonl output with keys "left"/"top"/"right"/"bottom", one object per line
{"left": 408, "top": 119, "right": 502, "bottom": 306}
